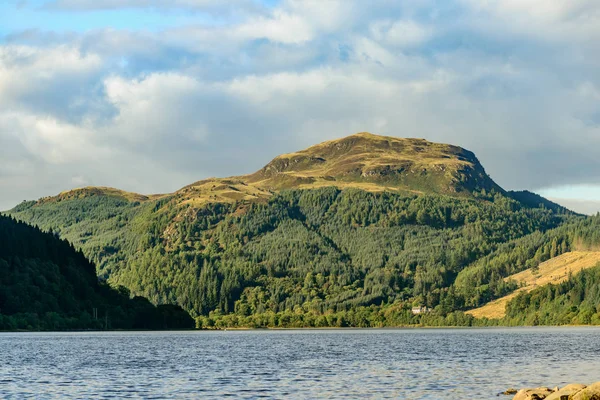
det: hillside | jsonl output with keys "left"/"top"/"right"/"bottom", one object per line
{"left": 0, "top": 214, "right": 193, "bottom": 330}
{"left": 503, "top": 262, "right": 600, "bottom": 325}
{"left": 244, "top": 132, "right": 501, "bottom": 194}
{"left": 21, "top": 132, "right": 502, "bottom": 209}
{"left": 8, "top": 132, "right": 597, "bottom": 328}
{"left": 466, "top": 251, "right": 600, "bottom": 319}
{"left": 507, "top": 190, "right": 568, "bottom": 213}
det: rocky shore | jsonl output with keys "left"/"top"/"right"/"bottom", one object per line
{"left": 505, "top": 382, "right": 600, "bottom": 400}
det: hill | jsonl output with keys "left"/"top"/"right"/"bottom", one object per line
{"left": 465, "top": 251, "right": 600, "bottom": 319}
{"left": 8, "top": 132, "right": 597, "bottom": 328}
{"left": 508, "top": 190, "right": 570, "bottom": 214}
{"left": 244, "top": 132, "right": 501, "bottom": 194}
{"left": 0, "top": 214, "right": 193, "bottom": 330}
{"left": 24, "top": 132, "right": 502, "bottom": 209}
{"left": 503, "top": 262, "right": 600, "bottom": 325}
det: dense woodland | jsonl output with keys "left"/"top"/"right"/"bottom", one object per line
{"left": 0, "top": 214, "right": 193, "bottom": 330}
{"left": 504, "top": 264, "right": 600, "bottom": 326}
{"left": 11, "top": 184, "right": 600, "bottom": 328}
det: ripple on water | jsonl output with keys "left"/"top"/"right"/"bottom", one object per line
{"left": 1, "top": 328, "right": 600, "bottom": 399}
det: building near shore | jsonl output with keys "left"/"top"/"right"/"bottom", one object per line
{"left": 411, "top": 306, "right": 431, "bottom": 315}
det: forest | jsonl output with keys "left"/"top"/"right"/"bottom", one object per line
{"left": 504, "top": 264, "right": 600, "bottom": 326}
{"left": 10, "top": 184, "right": 600, "bottom": 328}
{"left": 0, "top": 214, "right": 193, "bottom": 331}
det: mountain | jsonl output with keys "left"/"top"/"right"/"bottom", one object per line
{"left": 8, "top": 132, "right": 596, "bottom": 328}
{"left": 0, "top": 214, "right": 193, "bottom": 330}
{"left": 11, "top": 133, "right": 532, "bottom": 209}
{"left": 36, "top": 132, "right": 500, "bottom": 208}
{"left": 244, "top": 132, "right": 501, "bottom": 194}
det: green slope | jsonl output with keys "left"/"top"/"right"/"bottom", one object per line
{"left": 0, "top": 214, "right": 193, "bottom": 331}
{"left": 504, "top": 262, "right": 600, "bottom": 326}
{"left": 8, "top": 186, "right": 589, "bottom": 327}
{"left": 7, "top": 132, "right": 598, "bottom": 328}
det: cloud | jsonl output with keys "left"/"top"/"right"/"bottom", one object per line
{"left": 0, "top": 45, "right": 105, "bottom": 119}
{"left": 547, "top": 198, "right": 600, "bottom": 216}
{"left": 465, "top": 0, "right": 598, "bottom": 22}
{"left": 0, "top": 112, "right": 104, "bottom": 164}
{"left": 369, "top": 20, "right": 433, "bottom": 48}
{"left": 461, "top": 0, "right": 600, "bottom": 44}
{"left": 1, "top": 0, "right": 600, "bottom": 214}
{"left": 104, "top": 73, "right": 210, "bottom": 144}
{"left": 234, "top": 10, "right": 314, "bottom": 44}
{"left": 43, "top": 0, "right": 266, "bottom": 14}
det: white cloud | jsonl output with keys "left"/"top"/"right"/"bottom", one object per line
{"left": 1, "top": 0, "right": 600, "bottom": 211}
{"left": 235, "top": 10, "right": 315, "bottom": 44}
{"left": 0, "top": 45, "right": 103, "bottom": 113}
{"left": 470, "top": 0, "right": 593, "bottom": 21}
{"left": 104, "top": 73, "right": 210, "bottom": 143}
{"left": 370, "top": 20, "right": 432, "bottom": 48}
{"left": 232, "top": 0, "right": 352, "bottom": 44}
{"left": 0, "top": 112, "right": 106, "bottom": 164}
{"left": 227, "top": 69, "right": 331, "bottom": 103}
{"left": 462, "top": 0, "right": 600, "bottom": 42}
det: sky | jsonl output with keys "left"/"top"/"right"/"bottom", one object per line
{"left": 1, "top": 0, "right": 599, "bottom": 213}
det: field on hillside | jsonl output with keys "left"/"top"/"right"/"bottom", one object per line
{"left": 466, "top": 251, "right": 600, "bottom": 319}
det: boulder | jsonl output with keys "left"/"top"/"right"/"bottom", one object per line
{"left": 572, "top": 382, "right": 600, "bottom": 400}
{"left": 562, "top": 384, "right": 587, "bottom": 392}
{"left": 512, "top": 387, "right": 554, "bottom": 400}
{"left": 545, "top": 388, "right": 583, "bottom": 400}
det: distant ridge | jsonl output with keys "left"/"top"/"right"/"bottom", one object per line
{"left": 508, "top": 190, "right": 572, "bottom": 214}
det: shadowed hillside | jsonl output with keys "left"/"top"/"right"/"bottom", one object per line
{"left": 0, "top": 214, "right": 193, "bottom": 331}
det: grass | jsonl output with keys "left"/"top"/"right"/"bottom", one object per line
{"left": 244, "top": 132, "right": 498, "bottom": 194}
{"left": 50, "top": 187, "right": 156, "bottom": 203}
{"left": 466, "top": 251, "right": 600, "bottom": 319}
{"left": 40, "top": 132, "right": 498, "bottom": 208}
{"left": 177, "top": 178, "right": 273, "bottom": 206}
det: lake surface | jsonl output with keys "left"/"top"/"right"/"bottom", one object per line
{"left": 1, "top": 328, "right": 600, "bottom": 399}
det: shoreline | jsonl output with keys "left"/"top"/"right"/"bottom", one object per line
{"left": 3, "top": 325, "right": 600, "bottom": 333}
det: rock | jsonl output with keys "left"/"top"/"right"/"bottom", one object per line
{"left": 545, "top": 388, "right": 583, "bottom": 400}
{"left": 544, "top": 393, "right": 569, "bottom": 400}
{"left": 512, "top": 387, "right": 554, "bottom": 400}
{"left": 504, "top": 389, "right": 519, "bottom": 395}
{"left": 561, "top": 384, "right": 587, "bottom": 392}
{"left": 572, "top": 382, "right": 600, "bottom": 400}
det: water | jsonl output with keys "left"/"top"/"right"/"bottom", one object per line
{"left": 1, "top": 327, "right": 600, "bottom": 399}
